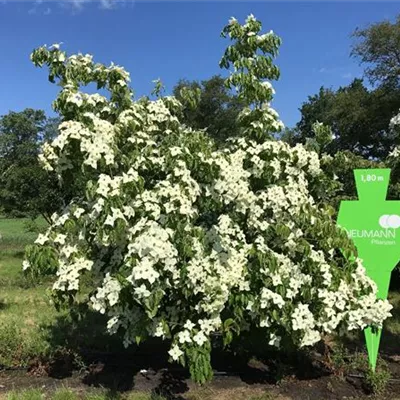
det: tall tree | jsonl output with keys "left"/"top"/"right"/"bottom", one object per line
{"left": 293, "top": 15, "right": 400, "bottom": 160}
{"left": 0, "top": 109, "right": 64, "bottom": 221}
{"left": 294, "top": 79, "right": 400, "bottom": 159}
{"left": 173, "top": 75, "right": 245, "bottom": 145}
{"left": 0, "top": 109, "right": 45, "bottom": 166}
{"left": 351, "top": 15, "right": 400, "bottom": 88}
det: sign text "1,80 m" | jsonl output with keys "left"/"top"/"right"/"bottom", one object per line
{"left": 361, "top": 174, "right": 384, "bottom": 183}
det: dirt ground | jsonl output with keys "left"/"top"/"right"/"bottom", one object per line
{"left": 1, "top": 346, "right": 400, "bottom": 400}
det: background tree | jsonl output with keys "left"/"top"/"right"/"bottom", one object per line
{"left": 0, "top": 109, "right": 64, "bottom": 221}
{"left": 173, "top": 75, "right": 245, "bottom": 145}
{"left": 294, "top": 79, "right": 400, "bottom": 159}
{"left": 291, "top": 14, "right": 400, "bottom": 160}
{"left": 294, "top": 86, "right": 335, "bottom": 147}
{"left": 278, "top": 126, "right": 299, "bottom": 145}
{"left": 351, "top": 14, "right": 400, "bottom": 88}
{"left": 0, "top": 109, "right": 45, "bottom": 166}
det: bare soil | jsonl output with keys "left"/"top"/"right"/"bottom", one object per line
{"left": 1, "top": 343, "right": 400, "bottom": 400}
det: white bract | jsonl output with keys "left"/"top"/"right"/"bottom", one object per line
{"left": 26, "top": 15, "right": 392, "bottom": 384}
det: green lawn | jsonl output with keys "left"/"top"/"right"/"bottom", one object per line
{"left": 2, "top": 388, "right": 169, "bottom": 400}
{"left": 0, "top": 217, "right": 47, "bottom": 257}
{"left": 0, "top": 217, "right": 123, "bottom": 369}
{"left": 0, "top": 217, "right": 56, "bottom": 367}
{"left": 0, "top": 387, "right": 277, "bottom": 400}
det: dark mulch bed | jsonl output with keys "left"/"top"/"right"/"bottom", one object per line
{"left": 1, "top": 341, "right": 400, "bottom": 400}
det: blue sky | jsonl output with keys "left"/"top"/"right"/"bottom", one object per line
{"left": 0, "top": 1, "right": 399, "bottom": 127}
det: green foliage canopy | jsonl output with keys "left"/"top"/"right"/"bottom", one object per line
{"left": 0, "top": 109, "right": 64, "bottom": 221}
{"left": 173, "top": 75, "right": 245, "bottom": 145}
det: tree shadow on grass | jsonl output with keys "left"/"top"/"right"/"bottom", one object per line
{"left": 0, "top": 299, "right": 8, "bottom": 310}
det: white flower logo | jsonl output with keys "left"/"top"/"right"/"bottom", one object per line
{"left": 379, "top": 214, "right": 400, "bottom": 229}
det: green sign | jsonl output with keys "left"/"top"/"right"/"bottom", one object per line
{"left": 337, "top": 169, "right": 400, "bottom": 371}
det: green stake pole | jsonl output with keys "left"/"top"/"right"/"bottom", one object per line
{"left": 363, "top": 268, "right": 391, "bottom": 371}
{"left": 337, "top": 169, "right": 400, "bottom": 371}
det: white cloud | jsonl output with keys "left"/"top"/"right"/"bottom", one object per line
{"left": 318, "top": 67, "right": 342, "bottom": 74}
{"left": 100, "top": 0, "right": 114, "bottom": 9}
{"left": 61, "top": 0, "right": 89, "bottom": 11}
{"left": 317, "top": 66, "right": 355, "bottom": 80}
{"left": 69, "top": 0, "right": 88, "bottom": 9}
{"left": 99, "top": 0, "right": 135, "bottom": 10}
{"left": 27, "top": 0, "right": 52, "bottom": 14}
{"left": 65, "top": 0, "right": 135, "bottom": 11}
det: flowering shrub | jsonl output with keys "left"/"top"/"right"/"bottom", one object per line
{"left": 381, "top": 112, "right": 400, "bottom": 203}
{"left": 25, "top": 15, "right": 392, "bottom": 383}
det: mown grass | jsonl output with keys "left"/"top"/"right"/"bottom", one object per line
{"left": 0, "top": 217, "right": 47, "bottom": 257}
{"left": 0, "top": 217, "right": 126, "bottom": 369}
{"left": 0, "top": 284, "right": 57, "bottom": 367}
{"left": 1, "top": 387, "right": 278, "bottom": 400}
{"left": 0, "top": 217, "right": 57, "bottom": 367}
{"left": 3, "top": 388, "right": 169, "bottom": 400}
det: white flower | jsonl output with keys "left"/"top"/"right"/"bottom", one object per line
{"left": 61, "top": 245, "right": 78, "bottom": 258}
{"left": 268, "top": 333, "right": 281, "bottom": 347}
{"left": 246, "top": 13, "right": 256, "bottom": 23}
{"left": 390, "top": 110, "right": 400, "bottom": 129}
{"left": 49, "top": 43, "right": 62, "bottom": 50}
{"left": 54, "top": 234, "right": 67, "bottom": 245}
{"left": 35, "top": 234, "right": 48, "bottom": 245}
{"left": 22, "top": 260, "right": 30, "bottom": 271}
{"left": 292, "top": 303, "right": 315, "bottom": 331}
{"left": 300, "top": 330, "right": 321, "bottom": 347}
{"left": 260, "top": 317, "right": 271, "bottom": 328}
{"left": 107, "top": 316, "right": 120, "bottom": 333}
{"left": 134, "top": 284, "right": 151, "bottom": 299}
{"left": 170, "top": 147, "right": 182, "bottom": 157}
{"left": 184, "top": 320, "right": 195, "bottom": 331}
{"left": 193, "top": 331, "right": 207, "bottom": 346}
{"left": 73, "top": 208, "right": 85, "bottom": 218}
{"left": 228, "top": 16, "right": 237, "bottom": 25}
{"left": 178, "top": 330, "right": 192, "bottom": 344}
{"left": 104, "top": 214, "right": 116, "bottom": 227}
{"left": 168, "top": 345, "right": 183, "bottom": 361}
